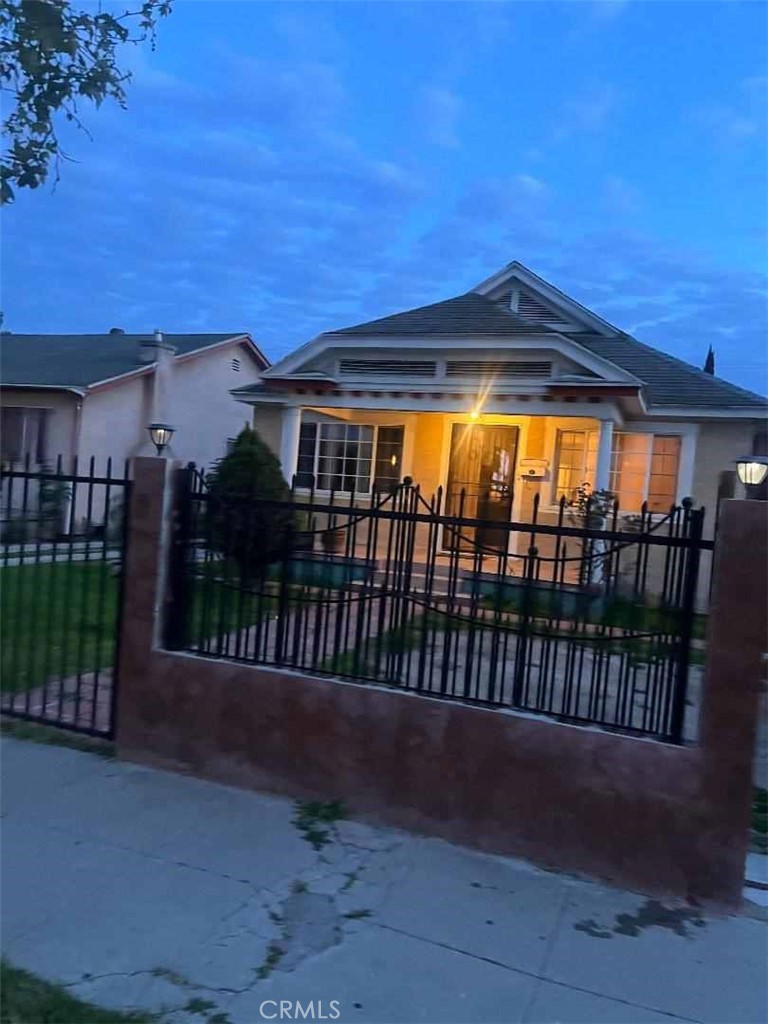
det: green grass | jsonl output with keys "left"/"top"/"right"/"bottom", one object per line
{"left": 292, "top": 799, "right": 346, "bottom": 850}
{"left": 0, "top": 559, "right": 275, "bottom": 693}
{"left": 183, "top": 566, "right": 278, "bottom": 650}
{"left": 0, "top": 562, "right": 119, "bottom": 694}
{"left": 0, "top": 961, "right": 157, "bottom": 1024}
{"left": 481, "top": 588, "right": 708, "bottom": 638}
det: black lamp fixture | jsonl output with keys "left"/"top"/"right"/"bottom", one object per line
{"left": 148, "top": 422, "right": 175, "bottom": 456}
{"left": 735, "top": 455, "right": 768, "bottom": 487}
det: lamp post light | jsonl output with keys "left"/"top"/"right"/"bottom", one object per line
{"left": 735, "top": 455, "right": 768, "bottom": 489}
{"left": 148, "top": 422, "right": 175, "bottom": 456}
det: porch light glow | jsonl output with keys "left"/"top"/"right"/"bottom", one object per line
{"left": 148, "top": 422, "right": 175, "bottom": 455}
{"left": 735, "top": 455, "right": 768, "bottom": 486}
{"left": 469, "top": 407, "right": 481, "bottom": 422}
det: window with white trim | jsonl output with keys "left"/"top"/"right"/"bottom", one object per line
{"left": 610, "top": 433, "right": 681, "bottom": 513}
{"left": 1, "top": 407, "right": 49, "bottom": 464}
{"left": 295, "top": 423, "right": 405, "bottom": 494}
{"left": 552, "top": 429, "right": 682, "bottom": 511}
{"left": 553, "top": 429, "right": 598, "bottom": 502}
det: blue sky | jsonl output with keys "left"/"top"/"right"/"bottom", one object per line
{"left": 3, "top": 0, "right": 767, "bottom": 391}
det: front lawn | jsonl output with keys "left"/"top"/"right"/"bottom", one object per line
{"left": 0, "top": 561, "right": 119, "bottom": 694}
{"left": 0, "top": 558, "right": 275, "bottom": 692}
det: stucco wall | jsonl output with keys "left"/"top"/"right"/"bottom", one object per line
{"left": 167, "top": 346, "right": 259, "bottom": 471}
{"left": 116, "top": 460, "right": 766, "bottom": 907}
{"left": 73, "top": 343, "right": 262, "bottom": 475}
{"left": 692, "top": 420, "right": 758, "bottom": 537}
{"left": 251, "top": 405, "right": 284, "bottom": 457}
{"left": 78, "top": 375, "right": 151, "bottom": 472}
{"left": 411, "top": 414, "right": 446, "bottom": 496}
{"left": 0, "top": 387, "right": 79, "bottom": 465}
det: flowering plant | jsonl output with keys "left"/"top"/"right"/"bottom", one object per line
{"left": 568, "top": 483, "right": 616, "bottom": 521}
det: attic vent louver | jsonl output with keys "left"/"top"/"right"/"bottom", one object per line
{"left": 231, "top": 357, "right": 241, "bottom": 371}
{"left": 445, "top": 360, "right": 552, "bottom": 379}
{"left": 517, "top": 291, "right": 568, "bottom": 324}
{"left": 339, "top": 359, "right": 437, "bottom": 378}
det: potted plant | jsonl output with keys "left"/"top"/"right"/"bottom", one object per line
{"left": 568, "top": 483, "right": 617, "bottom": 587}
{"left": 321, "top": 522, "right": 346, "bottom": 554}
{"left": 294, "top": 510, "right": 315, "bottom": 553}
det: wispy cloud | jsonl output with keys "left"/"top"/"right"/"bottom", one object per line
{"left": 417, "top": 86, "right": 464, "bottom": 149}
{"left": 590, "top": 0, "right": 630, "bottom": 19}
{"left": 695, "top": 73, "right": 767, "bottom": 149}
{"left": 602, "top": 175, "right": 642, "bottom": 217}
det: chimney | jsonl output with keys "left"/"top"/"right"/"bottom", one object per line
{"left": 138, "top": 328, "right": 176, "bottom": 364}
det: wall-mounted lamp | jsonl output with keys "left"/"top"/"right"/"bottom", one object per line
{"left": 469, "top": 407, "right": 481, "bottom": 422}
{"left": 148, "top": 422, "right": 175, "bottom": 456}
{"left": 735, "top": 455, "right": 768, "bottom": 487}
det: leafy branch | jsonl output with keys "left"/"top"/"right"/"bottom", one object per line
{"left": 0, "top": 0, "right": 173, "bottom": 203}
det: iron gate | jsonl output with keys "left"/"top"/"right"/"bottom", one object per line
{"left": 1, "top": 457, "right": 131, "bottom": 738}
{"left": 167, "top": 470, "right": 713, "bottom": 744}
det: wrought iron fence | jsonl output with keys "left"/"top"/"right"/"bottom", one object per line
{"left": 1, "top": 456, "right": 131, "bottom": 738}
{"left": 167, "top": 467, "right": 713, "bottom": 743}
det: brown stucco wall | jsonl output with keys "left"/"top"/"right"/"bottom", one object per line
{"left": 117, "top": 460, "right": 765, "bottom": 906}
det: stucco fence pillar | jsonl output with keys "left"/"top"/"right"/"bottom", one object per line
{"left": 116, "top": 459, "right": 767, "bottom": 906}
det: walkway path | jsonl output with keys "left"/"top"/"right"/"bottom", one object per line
{"left": 2, "top": 736, "right": 766, "bottom": 1024}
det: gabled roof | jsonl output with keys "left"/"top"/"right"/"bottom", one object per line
{"left": 326, "top": 293, "right": 559, "bottom": 338}
{"left": 309, "top": 271, "right": 767, "bottom": 413}
{"left": 0, "top": 332, "right": 266, "bottom": 391}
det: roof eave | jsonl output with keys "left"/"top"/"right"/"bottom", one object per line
{"left": 0, "top": 383, "right": 86, "bottom": 396}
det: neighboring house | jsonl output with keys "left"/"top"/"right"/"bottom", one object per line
{"left": 0, "top": 329, "right": 268, "bottom": 472}
{"left": 234, "top": 260, "right": 767, "bottom": 542}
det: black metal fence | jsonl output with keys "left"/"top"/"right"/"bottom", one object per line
{"left": 1, "top": 457, "right": 131, "bottom": 738}
{"left": 167, "top": 469, "right": 713, "bottom": 743}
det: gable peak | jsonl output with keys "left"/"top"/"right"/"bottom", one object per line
{"left": 471, "top": 261, "right": 618, "bottom": 336}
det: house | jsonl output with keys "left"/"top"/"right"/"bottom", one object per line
{"left": 233, "top": 261, "right": 767, "bottom": 544}
{"left": 0, "top": 329, "right": 268, "bottom": 472}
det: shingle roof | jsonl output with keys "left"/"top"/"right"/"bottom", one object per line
{"left": 570, "top": 332, "right": 768, "bottom": 410}
{"left": 0, "top": 333, "right": 255, "bottom": 390}
{"left": 323, "top": 292, "right": 767, "bottom": 411}
{"left": 326, "top": 293, "right": 558, "bottom": 338}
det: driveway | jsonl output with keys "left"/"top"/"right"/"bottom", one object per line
{"left": 1, "top": 736, "right": 766, "bottom": 1024}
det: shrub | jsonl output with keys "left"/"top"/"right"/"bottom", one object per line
{"left": 205, "top": 426, "right": 294, "bottom": 576}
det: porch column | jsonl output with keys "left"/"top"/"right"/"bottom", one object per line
{"left": 279, "top": 405, "right": 302, "bottom": 484}
{"left": 595, "top": 419, "right": 614, "bottom": 491}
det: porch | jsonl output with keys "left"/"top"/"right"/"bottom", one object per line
{"left": 251, "top": 400, "right": 696, "bottom": 588}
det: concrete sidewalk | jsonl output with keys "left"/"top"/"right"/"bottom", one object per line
{"left": 1, "top": 737, "right": 766, "bottom": 1024}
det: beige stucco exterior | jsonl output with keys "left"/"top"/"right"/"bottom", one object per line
{"left": 1, "top": 342, "right": 262, "bottom": 473}
{"left": 251, "top": 402, "right": 763, "bottom": 540}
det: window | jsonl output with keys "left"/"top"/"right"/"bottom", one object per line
{"left": 610, "top": 433, "right": 681, "bottom": 513}
{"left": 552, "top": 428, "right": 682, "bottom": 512}
{"left": 1, "top": 407, "right": 49, "bottom": 464}
{"left": 373, "top": 426, "right": 405, "bottom": 492}
{"left": 553, "top": 430, "right": 598, "bottom": 502}
{"left": 295, "top": 422, "right": 405, "bottom": 494}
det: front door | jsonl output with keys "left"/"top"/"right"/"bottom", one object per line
{"left": 444, "top": 424, "right": 519, "bottom": 553}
